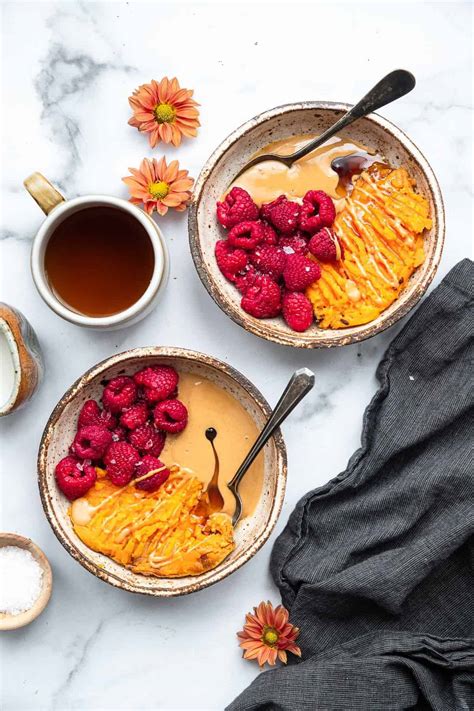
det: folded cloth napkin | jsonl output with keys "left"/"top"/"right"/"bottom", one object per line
{"left": 229, "top": 260, "right": 474, "bottom": 711}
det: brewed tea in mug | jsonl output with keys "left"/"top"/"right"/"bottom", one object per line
{"left": 44, "top": 206, "right": 155, "bottom": 317}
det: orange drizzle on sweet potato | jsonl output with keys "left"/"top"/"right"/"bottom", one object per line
{"left": 306, "top": 164, "right": 431, "bottom": 328}
{"left": 70, "top": 466, "right": 234, "bottom": 577}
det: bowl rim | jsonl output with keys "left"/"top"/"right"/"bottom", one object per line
{"left": 37, "top": 346, "right": 287, "bottom": 597}
{"left": 188, "top": 101, "right": 445, "bottom": 348}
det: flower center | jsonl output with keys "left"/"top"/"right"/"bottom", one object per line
{"left": 154, "top": 103, "right": 176, "bottom": 124}
{"left": 262, "top": 627, "right": 279, "bottom": 646}
{"left": 148, "top": 181, "right": 169, "bottom": 200}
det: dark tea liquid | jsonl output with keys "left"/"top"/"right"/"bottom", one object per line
{"left": 44, "top": 207, "right": 155, "bottom": 317}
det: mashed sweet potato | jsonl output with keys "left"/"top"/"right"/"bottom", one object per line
{"left": 306, "top": 164, "right": 431, "bottom": 328}
{"left": 70, "top": 466, "right": 234, "bottom": 577}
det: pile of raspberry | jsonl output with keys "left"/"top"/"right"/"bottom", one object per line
{"left": 215, "top": 187, "right": 342, "bottom": 332}
{"left": 55, "top": 365, "right": 188, "bottom": 501}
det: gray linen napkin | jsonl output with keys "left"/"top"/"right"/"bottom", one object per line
{"left": 228, "top": 259, "right": 474, "bottom": 711}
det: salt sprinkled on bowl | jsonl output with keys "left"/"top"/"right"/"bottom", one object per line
{"left": 0, "top": 545, "right": 44, "bottom": 615}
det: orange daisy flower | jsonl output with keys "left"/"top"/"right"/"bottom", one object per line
{"left": 128, "top": 77, "right": 200, "bottom": 148}
{"left": 122, "top": 157, "right": 194, "bottom": 216}
{"left": 237, "top": 601, "right": 301, "bottom": 668}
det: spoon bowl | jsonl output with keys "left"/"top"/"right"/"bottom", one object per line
{"left": 231, "top": 69, "right": 415, "bottom": 183}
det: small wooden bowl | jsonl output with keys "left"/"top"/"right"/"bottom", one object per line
{"left": 0, "top": 533, "right": 52, "bottom": 631}
{"left": 0, "top": 304, "right": 44, "bottom": 416}
{"left": 188, "top": 102, "right": 445, "bottom": 348}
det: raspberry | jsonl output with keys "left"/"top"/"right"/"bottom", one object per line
{"left": 135, "top": 455, "right": 170, "bottom": 492}
{"left": 133, "top": 365, "right": 178, "bottom": 402}
{"left": 227, "top": 221, "right": 264, "bottom": 251}
{"left": 299, "top": 190, "right": 336, "bottom": 234}
{"left": 104, "top": 442, "right": 140, "bottom": 486}
{"left": 250, "top": 244, "right": 286, "bottom": 280}
{"left": 215, "top": 240, "right": 248, "bottom": 281}
{"left": 55, "top": 455, "right": 97, "bottom": 501}
{"left": 241, "top": 274, "right": 281, "bottom": 319}
{"left": 260, "top": 221, "right": 278, "bottom": 245}
{"left": 71, "top": 425, "right": 113, "bottom": 460}
{"left": 308, "top": 227, "right": 342, "bottom": 262}
{"left": 234, "top": 265, "right": 259, "bottom": 294}
{"left": 129, "top": 423, "right": 166, "bottom": 457}
{"left": 263, "top": 196, "right": 301, "bottom": 234}
{"left": 111, "top": 425, "right": 127, "bottom": 442}
{"left": 102, "top": 376, "right": 137, "bottom": 414}
{"left": 77, "top": 400, "right": 116, "bottom": 430}
{"left": 283, "top": 253, "right": 321, "bottom": 291}
{"left": 153, "top": 399, "right": 188, "bottom": 434}
{"left": 260, "top": 195, "right": 285, "bottom": 221}
{"left": 216, "top": 187, "right": 259, "bottom": 229}
{"left": 120, "top": 401, "right": 149, "bottom": 430}
{"left": 282, "top": 291, "right": 314, "bottom": 332}
{"left": 279, "top": 231, "right": 309, "bottom": 256}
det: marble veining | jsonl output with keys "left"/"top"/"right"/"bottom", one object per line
{"left": 34, "top": 43, "right": 136, "bottom": 189}
{"left": 0, "top": 1, "right": 472, "bottom": 709}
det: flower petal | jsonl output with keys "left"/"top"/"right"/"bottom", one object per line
{"left": 268, "top": 648, "right": 278, "bottom": 666}
{"left": 154, "top": 156, "right": 167, "bottom": 179}
{"left": 169, "top": 178, "right": 193, "bottom": 192}
{"left": 257, "top": 646, "right": 271, "bottom": 667}
{"left": 139, "top": 158, "right": 155, "bottom": 184}
{"left": 155, "top": 201, "right": 168, "bottom": 216}
{"left": 239, "top": 640, "right": 265, "bottom": 651}
{"left": 274, "top": 605, "right": 289, "bottom": 630}
{"left": 159, "top": 123, "right": 173, "bottom": 143}
{"left": 133, "top": 110, "right": 155, "bottom": 122}
{"left": 176, "top": 107, "right": 200, "bottom": 119}
{"left": 286, "top": 643, "right": 302, "bottom": 657}
{"left": 158, "top": 77, "right": 170, "bottom": 103}
{"left": 170, "top": 124, "right": 182, "bottom": 146}
{"left": 149, "top": 128, "right": 160, "bottom": 148}
{"left": 162, "top": 160, "right": 178, "bottom": 183}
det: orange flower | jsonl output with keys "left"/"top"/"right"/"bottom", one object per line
{"left": 237, "top": 601, "right": 301, "bottom": 668}
{"left": 128, "top": 77, "right": 200, "bottom": 148}
{"left": 122, "top": 157, "right": 194, "bottom": 216}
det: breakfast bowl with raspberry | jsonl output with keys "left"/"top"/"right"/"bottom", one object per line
{"left": 38, "top": 347, "right": 286, "bottom": 597}
{"left": 189, "top": 103, "right": 444, "bottom": 348}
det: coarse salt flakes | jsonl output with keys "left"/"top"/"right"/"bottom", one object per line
{"left": 0, "top": 546, "right": 43, "bottom": 615}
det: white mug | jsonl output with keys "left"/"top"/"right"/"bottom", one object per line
{"left": 24, "top": 172, "right": 169, "bottom": 330}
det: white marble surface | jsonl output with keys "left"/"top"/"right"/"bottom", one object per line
{"left": 0, "top": 1, "right": 472, "bottom": 709}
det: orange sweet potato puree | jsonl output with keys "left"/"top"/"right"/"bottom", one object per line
{"left": 71, "top": 466, "right": 234, "bottom": 577}
{"left": 306, "top": 164, "right": 432, "bottom": 328}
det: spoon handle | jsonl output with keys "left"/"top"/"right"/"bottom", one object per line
{"left": 288, "top": 69, "right": 416, "bottom": 164}
{"left": 228, "top": 368, "right": 315, "bottom": 495}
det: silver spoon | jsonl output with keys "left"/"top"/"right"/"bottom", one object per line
{"left": 228, "top": 368, "right": 315, "bottom": 526}
{"left": 231, "top": 69, "right": 415, "bottom": 183}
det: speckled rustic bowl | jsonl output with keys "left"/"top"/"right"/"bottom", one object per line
{"left": 189, "top": 102, "right": 445, "bottom": 348}
{"left": 38, "top": 347, "right": 287, "bottom": 597}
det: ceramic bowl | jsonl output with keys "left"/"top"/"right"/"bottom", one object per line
{"left": 189, "top": 102, "right": 445, "bottom": 348}
{"left": 38, "top": 347, "right": 287, "bottom": 597}
{"left": 0, "top": 303, "right": 43, "bottom": 416}
{"left": 0, "top": 533, "right": 52, "bottom": 631}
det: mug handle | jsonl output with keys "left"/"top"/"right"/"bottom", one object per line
{"left": 24, "top": 172, "right": 65, "bottom": 215}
